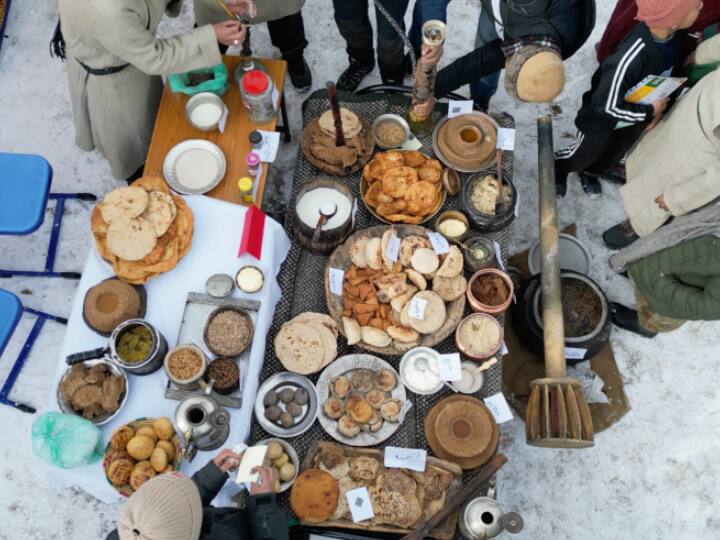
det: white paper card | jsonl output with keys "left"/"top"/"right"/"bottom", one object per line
{"left": 398, "top": 399, "right": 413, "bottom": 423}
{"left": 565, "top": 347, "right": 587, "bottom": 360}
{"left": 255, "top": 130, "right": 281, "bottom": 163}
{"left": 384, "top": 447, "right": 427, "bottom": 472}
{"left": 426, "top": 232, "right": 450, "bottom": 255}
{"left": 235, "top": 445, "right": 267, "bottom": 484}
{"left": 351, "top": 198, "right": 358, "bottom": 227}
{"left": 347, "top": 487, "right": 375, "bottom": 523}
{"left": 272, "top": 84, "right": 281, "bottom": 109}
{"left": 218, "top": 105, "right": 229, "bottom": 134}
{"left": 493, "top": 240, "right": 506, "bottom": 271}
{"left": 447, "top": 100, "right": 474, "bottom": 118}
{"left": 385, "top": 234, "right": 401, "bottom": 262}
{"left": 329, "top": 268, "right": 345, "bottom": 296}
{"left": 437, "top": 353, "right": 462, "bottom": 381}
{"left": 514, "top": 189, "right": 520, "bottom": 218}
{"left": 483, "top": 393, "right": 514, "bottom": 424}
{"left": 500, "top": 341, "right": 509, "bottom": 356}
{"left": 408, "top": 296, "right": 427, "bottom": 320}
{"left": 401, "top": 133, "right": 423, "bottom": 151}
{"left": 496, "top": 128, "right": 516, "bottom": 151}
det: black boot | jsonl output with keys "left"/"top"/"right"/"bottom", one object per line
{"left": 579, "top": 172, "right": 602, "bottom": 199}
{"left": 586, "top": 162, "right": 626, "bottom": 184}
{"left": 602, "top": 220, "right": 639, "bottom": 250}
{"left": 610, "top": 302, "right": 657, "bottom": 338}
{"left": 337, "top": 58, "right": 375, "bottom": 92}
{"left": 287, "top": 56, "right": 312, "bottom": 92}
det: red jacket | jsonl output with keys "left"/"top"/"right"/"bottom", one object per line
{"left": 597, "top": 0, "right": 720, "bottom": 62}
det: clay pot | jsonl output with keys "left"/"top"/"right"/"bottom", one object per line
{"left": 467, "top": 269, "right": 514, "bottom": 316}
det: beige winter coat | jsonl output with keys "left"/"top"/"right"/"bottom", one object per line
{"left": 194, "top": 0, "right": 305, "bottom": 26}
{"left": 622, "top": 35, "right": 720, "bottom": 237}
{"left": 58, "top": 0, "right": 221, "bottom": 180}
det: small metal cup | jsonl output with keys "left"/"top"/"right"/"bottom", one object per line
{"left": 185, "top": 92, "right": 225, "bottom": 132}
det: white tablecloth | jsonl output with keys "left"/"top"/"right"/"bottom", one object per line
{"left": 44, "top": 195, "right": 290, "bottom": 505}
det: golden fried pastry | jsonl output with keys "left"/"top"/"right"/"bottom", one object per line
{"left": 107, "top": 458, "right": 134, "bottom": 486}
{"left": 381, "top": 167, "right": 418, "bottom": 198}
{"left": 152, "top": 417, "right": 175, "bottom": 441}
{"left": 365, "top": 389, "right": 386, "bottom": 409}
{"left": 290, "top": 469, "right": 339, "bottom": 524}
{"left": 350, "top": 456, "right": 381, "bottom": 482}
{"left": 127, "top": 435, "right": 155, "bottom": 461}
{"left": 404, "top": 181, "right": 439, "bottom": 215}
{"left": 110, "top": 426, "right": 135, "bottom": 451}
{"left": 364, "top": 181, "right": 384, "bottom": 207}
{"left": 106, "top": 447, "right": 131, "bottom": 464}
{"left": 338, "top": 415, "right": 361, "bottom": 438}
{"left": 402, "top": 150, "right": 426, "bottom": 167}
{"left": 150, "top": 447, "right": 168, "bottom": 473}
{"left": 376, "top": 150, "right": 404, "bottom": 167}
{"left": 331, "top": 376, "right": 352, "bottom": 398}
{"left": 374, "top": 368, "right": 397, "bottom": 392}
{"left": 346, "top": 395, "right": 374, "bottom": 424}
{"left": 130, "top": 461, "right": 156, "bottom": 491}
{"left": 156, "top": 440, "right": 175, "bottom": 461}
{"left": 417, "top": 166, "right": 441, "bottom": 183}
{"left": 135, "top": 426, "right": 158, "bottom": 443}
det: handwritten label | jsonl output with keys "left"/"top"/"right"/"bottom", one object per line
{"left": 329, "top": 268, "right": 345, "bottom": 296}
{"left": 496, "top": 128, "right": 516, "bottom": 151}
{"left": 401, "top": 133, "right": 424, "bottom": 151}
{"left": 218, "top": 105, "right": 229, "bottom": 134}
{"left": 408, "top": 296, "right": 428, "bottom": 320}
{"left": 347, "top": 487, "right": 375, "bottom": 523}
{"left": 483, "top": 393, "right": 514, "bottom": 424}
{"left": 426, "top": 232, "right": 450, "bottom": 255}
{"left": 398, "top": 400, "right": 413, "bottom": 424}
{"left": 385, "top": 234, "right": 401, "bottom": 262}
{"left": 565, "top": 347, "right": 587, "bottom": 360}
{"left": 384, "top": 447, "right": 427, "bottom": 472}
{"left": 447, "top": 100, "right": 474, "bottom": 118}
{"left": 437, "top": 353, "right": 462, "bottom": 381}
{"left": 255, "top": 130, "right": 281, "bottom": 163}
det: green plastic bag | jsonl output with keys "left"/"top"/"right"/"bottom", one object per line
{"left": 32, "top": 412, "right": 103, "bottom": 468}
{"left": 168, "top": 63, "right": 229, "bottom": 96}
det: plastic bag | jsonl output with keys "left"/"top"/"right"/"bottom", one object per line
{"left": 168, "top": 64, "right": 229, "bottom": 96}
{"left": 32, "top": 412, "right": 103, "bottom": 468}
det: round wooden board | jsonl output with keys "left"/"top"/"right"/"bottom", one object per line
{"left": 324, "top": 225, "right": 466, "bottom": 356}
{"left": 300, "top": 117, "right": 375, "bottom": 176}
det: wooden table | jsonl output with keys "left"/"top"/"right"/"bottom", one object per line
{"left": 144, "top": 56, "right": 287, "bottom": 206}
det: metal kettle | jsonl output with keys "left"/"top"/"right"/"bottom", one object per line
{"left": 174, "top": 385, "right": 230, "bottom": 462}
{"left": 459, "top": 487, "right": 524, "bottom": 540}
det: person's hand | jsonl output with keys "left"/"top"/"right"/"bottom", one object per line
{"left": 655, "top": 194, "right": 668, "bottom": 211}
{"left": 419, "top": 44, "right": 443, "bottom": 68}
{"left": 411, "top": 98, "right": 435, "bottom": 118}
{"left": 249, "top": 466, "right": 276, "bottom": 495}
{"left": 213, "top": 449, "right": 242, "bottom": 473}
{"left": 226, "top": 0, "right": 257, "bottom": 19}
{"left": 651, "top": 97, "right": 669, "bottom": 117}
{"left": 213, "top": 21, "right": 246, "bottom": 47}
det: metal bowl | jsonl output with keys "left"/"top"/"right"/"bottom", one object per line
{"left": 527, "top": 233, "right": 590, "bottom": 276}
{"left": 57, "top": 359, "right": 129, "bottom": 425}
{"left": 255, "top": 438, "right": 299, "bottom": 492}
{"left": 254, "top": 372, "right": 318, "bottom": 438}
{"left": 185, "top": 92, "right": 225, "bottom": 132}
{"left": 372, "top": 113, "right": 411, "bottom": 149}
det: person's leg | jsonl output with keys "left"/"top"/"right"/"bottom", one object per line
{"left": 555, "top": 129, "right": 611, "bottom": 199}
{"left": 375, "top": 0, "right": 411, "bottom": 84}
{"left": 333, "top": 0, "right": 376, "bottom": 91}
{"left": 630, "top": 279, "right": 685, "bottom": 334}
{"left": 267, "top": 12, "right": 311, "bottom": 91}
{"left": 469, "top": 8, "right": 500, "bottom": 108}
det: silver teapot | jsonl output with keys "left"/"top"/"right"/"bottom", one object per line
{"left": 175, "top": 385, "right": 230, "bottom": 462}
{"left": 459, "top": 487, "right": 524, "bottom": 540}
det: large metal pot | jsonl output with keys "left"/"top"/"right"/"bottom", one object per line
{"left": 175, "top": 387, "right": 230, "bottom": 462}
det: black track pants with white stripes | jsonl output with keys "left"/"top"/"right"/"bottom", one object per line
{"left": 555, "top": 123, "right": 645, "bottom": 180}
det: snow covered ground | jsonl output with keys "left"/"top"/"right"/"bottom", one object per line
{"left": 1, "top": 1, "right": 719, "bottom": 538}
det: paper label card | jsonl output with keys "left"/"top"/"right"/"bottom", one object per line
{"left": 565, "top": 347, "right": 587, "bottom": 360}
{"left": 218, "top": 105, "right": 229, "bottom": 134}
{"left": 496, "top": 128, "right": 516, "bottom": 151}
{"left": 447, "top": 100, "right": 474, "bottom": 118}
{"left": 493, "top": 240, "right": 506, "bottom": 271}
{"left": 514, "top": 189, "right": 520, "bottom": 218}
{"left": 408, "top": 296, "right": 428, "bottom": 320}
{"left": 437, "top": 353, "right": 462, "bottom": 381}
{"left": 426, "top": 232, "right": 450, "bottom": 255}
{"left": 385, "top": 234, "right": 401, "bottom": 262}
{"left": 484, "top": 393, "right": 514, "bottom": 424}
{"left": 347, "top": 487, "right": 375, "bottom": 523}
{"left": 500, "top": 341, "right": 509, "bottom": 356}
{"left": 384, "top": 447, "right": 427, "bottom": 472}
{"left": 329, "top": 268, "right": 345, "bottom": 296}
{"left": 255, "top": 130, "right": 281, "bottom": 163}
{"left": 398, "top": 400, "right": 413, "bottom": 423}
{"left": 272, "top": 84, "right": 281, "bottom": 109}
{"left": 235, "top": 445, "right": 267, "bottom": 484}
{"left": 401, "top": 133, "right": 424, "bottom": 151}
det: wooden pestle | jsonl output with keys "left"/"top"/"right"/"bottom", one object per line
{"left": 325, "top": 81, "right": 346, "bottom": 147}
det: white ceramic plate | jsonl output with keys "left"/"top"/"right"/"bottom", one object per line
{"left": 316, "top": 354, "right": 407, "bottom": 447}
{"left": 163, "top": 139, "right": 226, "bottom": 195}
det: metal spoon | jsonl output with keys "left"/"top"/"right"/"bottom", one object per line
{"left": 415, "top": 355, "right": 457, "bottom": 393}
{"left": 312, "top": 203, "right": 338, "bottom": 245}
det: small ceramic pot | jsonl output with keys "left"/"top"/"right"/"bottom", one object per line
{"left": 455, "top": 313, "right": 504, "bottom": 361}
{"left": 164, "top": 345, "right": 208, "bottom": 391}
{"left": 435, "top": 210, "right": 470, "bottom": 244}
{"left": 467, "top": 268, "right": 514, "bottom": 316}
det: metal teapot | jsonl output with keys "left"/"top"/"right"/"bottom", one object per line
{"left": 459, "top": 487, "right": 524, "bottom": 540}
{"left": 174, "top": 385, "right": 230, "bottom": 462}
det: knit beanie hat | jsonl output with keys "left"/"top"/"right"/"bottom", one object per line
{"left": 505, "top": 46, "right": 565, "bottom": 103}
{"left": 117, "top": 472, "right": 203, "bottom": 540}
{"left": 636, "top": 0, "right": 699, "bottom": 29}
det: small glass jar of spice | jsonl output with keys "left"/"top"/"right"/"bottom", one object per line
{"left": 240, "top": 70, "right": 275, "bottom": 124}
{"left": 246, "top": 152, "right": 260, "bottom": 177}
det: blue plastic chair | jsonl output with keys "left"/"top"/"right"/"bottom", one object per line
{"left": 0, "top": 152, "right": 96, "bottom": 278}
{"left": 0, "top": 289, "right": 67, "bottom": 413}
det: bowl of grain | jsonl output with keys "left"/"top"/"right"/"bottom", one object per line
{"left": 372, "top": 114, "right": 410, "bottom": 149}
{"left": 164, "top": 345, "right": 208, "bottom": 390}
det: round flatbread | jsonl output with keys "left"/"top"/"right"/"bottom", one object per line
{"left": 141, "top": 191, "right": 177, "bottom": 237}
{"left": 106, "top": 217, "right": 157, "bottom": 261}
{"left": 304, "top": 320, "right": 338, "bottom": 367}
{"left": 407, "top": 291, "right": 446, "bottom": 334}
{"left": 293, "top": 312, "right": 339, "bottom": 338}
{"left": 432, "top": 274, "right": 468, "bottom": 301}
{"left": 275, "top": 323, "right": 325, "bottom": 375}
{"left": 319, "top": 108, "right": 362, "bottom": 139}
{"left": 436, "top": 245, "right": 463, "bottom": 278}
{"left": 411, "top": 248, "right": 439, "bottom": 275}
{"left": 350, "top": 237, "right": 370, "bottom": 268}
{"left": 100, "top": 187, "right": 149, "bottom": 224}
{"left": 290, "top": 469, "right": 339, "bottom": 524}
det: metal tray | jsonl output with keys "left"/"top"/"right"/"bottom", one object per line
{"left": 164, "top": 292, "right": 261, "bottom": 408}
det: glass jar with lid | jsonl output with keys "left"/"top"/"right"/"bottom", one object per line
{"left": 240, "top": 69, "right": 276, "bottom": 124}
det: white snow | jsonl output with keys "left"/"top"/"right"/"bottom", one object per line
{"left": 0, "top": 1, "right": 718, "bottom": 539}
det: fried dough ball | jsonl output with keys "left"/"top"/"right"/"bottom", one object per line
{"left": 150, "top": 447, "right": 168, "bottom": 473}
{"left": 156, "top": 440, "right": 175, "bottom": 461}
{"left": 135, "top": 426, "right": 158, "bottom": 443}
{"left": 110, "top": 426, "right": 135, "bottom": 451}
{"left": 127, "top": 435, "right": 155, "bottom": 461}
{"left": 152, "top": 417, "right": 175, "bottom": 441}
{"left": 130, "top": 462, "right": 156, "bottom": 491}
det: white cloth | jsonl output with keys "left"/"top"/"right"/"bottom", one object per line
{"left": 43, "top": 195, "right": 291, "bottom": 505}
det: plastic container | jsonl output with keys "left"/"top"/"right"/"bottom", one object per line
{"left": 246, "top": 152, "right": 260, "bottom": 176}
{"left": 168, "top": 64, "right": 229, "bottom": 96}
{"left": 249, "top": 130, "right": 263, "bottom": 148}
{"left": 240, "top": 70, "right": 275, "bottom": 124}
{"left": 238, "top": 177, "right": 254, "bottom": 204}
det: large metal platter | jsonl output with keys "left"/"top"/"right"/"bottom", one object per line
{"left": 57, "top": 359, "right": 129, "bottom": 425}
{"left": 316, "top": 353, "right": 407, "bottom": 447}
{"left": 254, "top": 372, "right": 319, "bottom": 438}
{"left": 431, "top": 112, "right": 500, "bottom": 173}
{"left": 162, "top": 139, "right": 226, "bottom": 195}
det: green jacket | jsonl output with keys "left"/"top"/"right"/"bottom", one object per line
{"left": 628, "top": 235, "right": 720, "bottom": 320}
{"left": 106, "top": 461, "right": 289, "bottom": 540}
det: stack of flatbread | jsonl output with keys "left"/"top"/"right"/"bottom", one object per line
{"left": 275, "top": 312, "right": 338, "bottom": 375}
{"left": 91, "top": 177, "right": 193, "bottom": 284}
